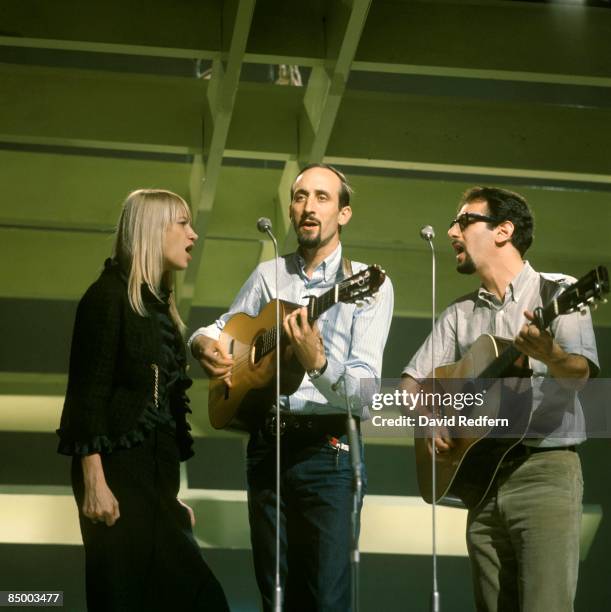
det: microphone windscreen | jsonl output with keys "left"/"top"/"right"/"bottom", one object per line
{"left": 257, "top": 217, "right": 272, "bottom": 233}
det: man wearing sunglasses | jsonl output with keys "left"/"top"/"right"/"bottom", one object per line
{"left": 400, "top": 186, "right": 599, "bottom": 611}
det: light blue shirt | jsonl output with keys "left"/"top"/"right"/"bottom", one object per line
{"left": 190, "top": 244, "right": 394, "bottom": 419}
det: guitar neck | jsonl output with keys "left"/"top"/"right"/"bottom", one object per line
{"left": 308, "top": 285, "right": 339, "bottom": 321}
{"left": 255, "top": 286, "right": 339, "bottom": 362}
{"left": 480, "top": 344, "right": 523, "bottom": 379}
{"left": 479, "top": 293, "right": 562, "bottom": 379}
{"left": 253, "top": 264, "right": 387, "bottom": 363}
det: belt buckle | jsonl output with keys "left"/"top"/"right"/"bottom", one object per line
{"left": 268, "top": 414, "right": 286, "bottom": 437}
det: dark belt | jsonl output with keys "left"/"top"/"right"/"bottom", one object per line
{"left": 504, "top": 443, "right": 576, "bottom": 463}
{"left": 263, "top": 412, "right": 358, "bottom": 439}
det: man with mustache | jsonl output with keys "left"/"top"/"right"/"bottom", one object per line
{"left": 189, "top": 164, "right": 393, "bottom": 611}
{"left": 400, "top": 186, "right": 599, "bottom": 611}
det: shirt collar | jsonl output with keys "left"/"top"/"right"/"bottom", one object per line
{"left": 477, "top": 260, "right": 536, "bottom": 305}
{"left": 295, "top": 243, "right": 343, "bottom": 283}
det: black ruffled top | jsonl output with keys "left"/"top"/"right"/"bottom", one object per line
{"left": 143, "top": 286, "right": 183, "bottom": 430}
{"left": 57, "top": 259, "right": 194, "bottom": 460}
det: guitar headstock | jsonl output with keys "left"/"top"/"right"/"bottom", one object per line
{"left": 555, "top": 265, "right": 609, "bottom": 317}
{"left": 338, "top": 265, "right": 386, "bottom": 306}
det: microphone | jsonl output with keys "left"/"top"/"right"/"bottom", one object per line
{"left": 420, "top": 225, "right": 435, "bottom": 241}
{"left": 257, "top": 217, "right": 273, "bottom": 233}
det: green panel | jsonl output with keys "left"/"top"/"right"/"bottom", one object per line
{"left": 209, "top": 166, "right": 283, "bottom": 239}
{"left": 0, "top": 151, "right": 191, "bottom": 228}
{"left": 0, "top": 229, "right": 112, "bottom": 299}
{"left": 192, "top": 238, "right": 261, "bottom": 307}
{"left": 357, "top": 1, "right": 611, "bottom": 80}
{"left": 0, "top": 0, "right": 222, "bottom": 55}
{"left": 328, "top": 90, "right": 611, "bottom": 176}
{"left": 340, "top": 243, "right": 475, "bottom": 318}
{"left": 227, "top": 83, "right": 302, "bottom": 158}
{"left": 3, "top": 0, "right": 610, "bottom": 84}
{"left": 0, "top": 63, "right": 205, "bottom": 152}
{"left": 347, "top": 176, "right": 611, "bottom": 260}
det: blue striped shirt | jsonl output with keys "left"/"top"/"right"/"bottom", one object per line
{"left": 189, "top": 244, "right": 394, "bottom": 419}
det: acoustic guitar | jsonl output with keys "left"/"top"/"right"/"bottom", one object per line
{"left": 415, "top": 265, "right": 609, "bottom": 509}
{"left": 208, "top": 265, "right": 386, "bottom": 431}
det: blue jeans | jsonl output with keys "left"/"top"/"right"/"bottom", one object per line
{"left": 247, "top": 429, "right": 365, "bottom": 612}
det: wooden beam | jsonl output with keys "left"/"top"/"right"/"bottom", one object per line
{"left": 179, "top": 0, "right": 257, "bottom": 320}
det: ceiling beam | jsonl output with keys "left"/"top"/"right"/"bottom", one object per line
{"left": 299, "top": 0, "right": 372, "bottom": 163}
{"left": 179, "top": 0, "right": 257, "bottom": 321}
{"left": 228, "top": 85, "right": 611, "bottom": 183}
{"left": 1, "top": 1, "right": 610, "bottom": 85}
{"left": 2, "top": 62, "right": 611, "bottom": 183}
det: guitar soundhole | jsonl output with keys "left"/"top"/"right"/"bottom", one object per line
{"left": 224, "top": 339, "right": 234, "bottom": 400}
{"left": 252, "top": 334, "right": 265, "bottom": 365}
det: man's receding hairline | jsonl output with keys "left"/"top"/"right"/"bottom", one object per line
{"left": 293, "top": 166, "right": 342, "bottom": 186}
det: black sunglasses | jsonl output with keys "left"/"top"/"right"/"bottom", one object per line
{"left": 449, "top": 212, "right": 497, "bottom": 231}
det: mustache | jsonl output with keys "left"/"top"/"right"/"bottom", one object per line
{"left": 298, "top": 215, "right": 321, "bottom": 227}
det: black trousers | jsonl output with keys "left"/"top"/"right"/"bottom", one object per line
{"left": 72, "top": 427, "right": 229, "bottom": 612}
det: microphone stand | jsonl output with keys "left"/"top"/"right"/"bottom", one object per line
{"left": 345, "top": 378, "right": 362, "bottom": 612}
{"left": 257, "top": 218, "right": 283, "bottom": 612}
{"left": 421, "top": 226, "right": 440, "bottom": 612}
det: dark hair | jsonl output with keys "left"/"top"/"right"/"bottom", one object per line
{"left": 290, "top": 163, "right": 353, "bottom": 209}
{"left": 460, "top": 186, "right": 534, "bottom": 256}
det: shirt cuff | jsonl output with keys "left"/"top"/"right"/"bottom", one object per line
{"left": 401, "top": 367, "right": 425, "bottom": 382}
{"left": 187, "top": 324, "right": 221, "bottom": 349}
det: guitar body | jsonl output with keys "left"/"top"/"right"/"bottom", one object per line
{"left": 208, "top": 300, "right": 306, "bottom": 431}
{"left": 207, "top": 264, "right": 388, "bottom": 431}
{"left": 415, "top": 334, "right": 533, "bottom": 509}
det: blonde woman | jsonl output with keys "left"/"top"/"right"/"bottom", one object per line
{"left": 57, "top": 190, "right": 229, "bottom": 611}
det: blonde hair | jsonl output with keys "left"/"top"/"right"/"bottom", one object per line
{"left": 113, "top": 189, "right": 191, "bottom": 334}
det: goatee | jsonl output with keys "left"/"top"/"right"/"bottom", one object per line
{"left": 297, "top": 233, "right": 322, "bottom": 248}
{"left": 456, "top": 254, "right": 476, "bottom": 275}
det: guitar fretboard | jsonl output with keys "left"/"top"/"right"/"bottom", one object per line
{"left": 478, "top": 290, "right": 561, "bottom": 379}
{"left": 253, "top": 285, "right": 338, "bottom": 362}
{"left": 253, "top": 275, "right": 363, "bottom": 362}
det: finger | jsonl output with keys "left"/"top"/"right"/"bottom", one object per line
{"left": 282, "top": 316, "right": 293, "bottom": 340}
{"left": 206, "top": 364, "right": 233, "bottom": 378}
{"left": 220, "top": 372, "right": 233, "bottom": 389}
{"left": 104, "top": 506, "right": 120, "bottom": 527}
{"left": 297, "top": 307, "right": 310, "bottom": 332}
{"left": 440, "top": 434, "right": 454, "bottom": 449}
{"left": 286, "top": 314, "right": 301, "bottom": 340}
{"left": 523, "top": 310, "right": 535, "bottom": 322}
{"left": 204, "top": 347, "right": 233, "bottom": 367}
{"left": 434, "top": 436, "right": 450, "bottom": 451}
